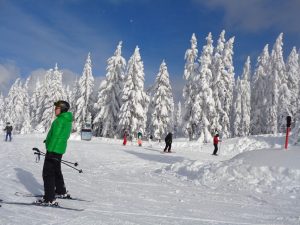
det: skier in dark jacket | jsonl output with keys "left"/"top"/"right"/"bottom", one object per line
{"left": 4, "top": 122, "right": 13, "bottom": 142}
{"left": 164, "top": 132, "right": 173, "bottom": 152}
{"left": 36, "top": 100, "right": 73, "bottom": 206}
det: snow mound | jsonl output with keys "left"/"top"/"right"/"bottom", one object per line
{"left": 159, "top": 146, "right": 300, "bottom": 194}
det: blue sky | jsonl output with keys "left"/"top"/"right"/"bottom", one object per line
{"left": 1, "top": 0, "right": 300, "bottom": 101}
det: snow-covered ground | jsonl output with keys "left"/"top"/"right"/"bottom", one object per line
{"left": 0, "top": 134, "right": 299, "bottom": 225}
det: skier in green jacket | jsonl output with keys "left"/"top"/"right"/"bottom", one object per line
{"left": 37, "top": 100, "right": 73, "bottom": 205}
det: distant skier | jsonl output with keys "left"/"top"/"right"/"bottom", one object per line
{"left": 36, "top": 100, "right": 72, "bottom": 206}
{"left": 149, "top": 134, "right": 153, "bottom": 147}
{"left": 4, "top": 122, "right": 13, "bottom": 142}
{"left": 212, "top": 133, "right": 221, "bottom": 156}
{"left": 164, "top": 132, "right": 173, "bottom": 153}
{"left": 137, "top": 131, "right": 142, "bottom": 146}
{"left": 123, "top": 130, "right": 128, "bottom": 146}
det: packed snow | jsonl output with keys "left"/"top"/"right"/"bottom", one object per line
{"left": 0, "top": 134, "right": 300, "bottom": 225}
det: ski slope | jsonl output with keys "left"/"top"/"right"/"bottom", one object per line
{"left": 0, "top": 134, "right": 299, "bottom": 225}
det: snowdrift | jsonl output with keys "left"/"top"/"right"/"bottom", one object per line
{"left": 159, "top": 146, "right": 300, "bottom": 194}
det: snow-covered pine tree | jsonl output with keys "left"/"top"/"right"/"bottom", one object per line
{"left": 0, "top": 93, "right": 4, "bottom": 133}
{"left": 265, "top": 33, "right": 285, "bottom": 134}
{"left": 296, "top": 49, "right": 300, "bottom": 125}
{"left": 150, "top": 60, "right": 174, "bottom": 140}
{"left": 145, "top": 84, "right": 155, "bottom": 137}
{"left": 232, "top": 57, "right": 251, "bottom": 137}
{"left": 196, "top": 32, "right": 215, "bottom": 143}
{"left": 240, "top": 57, "right": 251, "bottom": 136}
{"left": 93, "top": 80, "right": 105, "bottom": 136}
{"left": 211, "top": 30, "right": 226, "bottom": 137}
{"left": 292, "top": 121, "right": 300, "bottom": 145}
{"left": 173, "top": 101, "right": 182, "bottom": 138}
{"left": 250, "top": 44, "right": 270, "bottom": 135}
{"left": 20, "top": 77, "right": 32, "bottom": 134}
{"left": 232, "top": 77, "right": 242, "bottom": 137}
{"left": 37, "top": 64, "right": 65, "bottom": 132}
{"left": 93, "top": 42, "right": 126, "bottom": 137}
{"left": 4, "top": 78, "right": 19, "bottom": 126}
{"left": 30, "top": 78, "right": 42, "bottom": 129}
{"left": 74, "top": 53, "right": 94, "bottom": 132}
{"left": 0, "top": 93, "right": 4, "bottom": 132}
{"left": 182, "top": 33, "right": 199, "bottom": 140}
{"left": 64, "top": 85, "right": 71, "bottom": 103}
{"left": 220, "top": 35, "right": 235, "bottom": 138}
{"left": 69, "top": 78, "right": 80, "bottom": 118}
{"left": 4, "top": 78, "right": 27, "bottom": 133}
{"left": 118, "top": 46, "right": 149, "bottom": 137}
{"left": 281, "top": 47, "right": 299, "bottom": 130}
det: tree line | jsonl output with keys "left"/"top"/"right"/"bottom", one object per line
{"left": 0, "top": 31, "right": 299, "bottom": 142}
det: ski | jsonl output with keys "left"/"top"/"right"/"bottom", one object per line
{"left": 161, "top": 151, "right": 176, "bottom": 154}
{"left": 15, "top": 192, "right": 90, "bottom": 202}
{"left": 1, "top": 200, "right": 84, "bottom": 211}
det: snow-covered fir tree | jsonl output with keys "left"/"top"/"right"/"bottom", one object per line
{"left": 118, "top": 46, "right": 149, "bottom": 136}
{"left": 265, "top": 33, "right": 285, "bottom": 134}
{"left": 4, "top": 78, "right": 31, "bottom": 133}
{"left": 232, "top": 57, "right": 251, "bottom": 137}
{"left": 20, "top": 77, "right": 32, "bottom": 134}
{"left": 93, "top": 42, "right": 126, "bottom": 137}
{"left": 74, "top": 53, "right": 94, "bottom": 132}
{"left": 69, "top": 78, "right": 80, "bottom": 119}
{"left": 232, "top": 77, "right": 242, "bottom": 137}
{"left": 0, "top": 93, "right": 4, "bottom": 131}
{"left": 211, "top": 31, "right": 226, "bottom": 136}
{"left": 30, "top": 78, "right": 42, "bottom": 129}
{"left": 150, "top": 60, "right": 174, "bottom": 140}
{"left": 37, "top": 64, "right": 65, "bottom": 132}
{"left": 282, "top": 47, "right": 299, "bottom": 130}
{"left": 182, "top": 33, "right": 199, "bottom": 140}
{"left": 250, "top": 44, "right": 270, "bottom": 135}
{"left": 195, "top": 32, "right": 216, "bottom": 143}
{"left": 296, "top": 49, "right": 300, "bottom": 124}
{"left": 173, "top": 101, "right": 182, "bottom": 138}
{"left": 4, "top": 79, "right": 20, "bottom": 126}
{"left": 145, "top": 84, "right": 155, "bottom": 137}
{"left": 240, "top": 57, "right": 251, "bottom": 136}
{"left": 220, "top": 35, "right": 235, "bottom": 138}
{"left": 64, "top": 85, "right": 72, "bottom": 104}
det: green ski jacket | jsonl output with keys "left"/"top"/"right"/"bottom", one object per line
{"left": 45, "top": 112, "right": 73, "bottom": 154}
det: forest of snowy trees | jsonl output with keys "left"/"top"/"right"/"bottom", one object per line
{"left": 1, "top": 31, "right": 300, "bottom": 143}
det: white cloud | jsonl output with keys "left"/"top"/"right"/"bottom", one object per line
{"left": 0, "top": 63, "right": 20, "bottom": 95}
{"left": 194, "top": 0, "right": 300, "bottom": 34}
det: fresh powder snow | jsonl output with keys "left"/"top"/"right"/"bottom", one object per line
{"left": 0, "top": 134, "right": 299, "bottom": 225}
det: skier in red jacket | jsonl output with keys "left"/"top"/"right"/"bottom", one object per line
{"left": 212, "top": 134, "right": 221, "bottom": 156}
{"left": 123, "top": 130, "right": 128, "bottom": 145}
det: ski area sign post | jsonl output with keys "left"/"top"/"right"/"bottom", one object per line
{"left": 285, "top": 116, "right": 291, "bottom": 150}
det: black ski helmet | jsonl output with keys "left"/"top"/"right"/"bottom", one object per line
{"left": 54, "top": 100, "right": 70, "bottom": 113}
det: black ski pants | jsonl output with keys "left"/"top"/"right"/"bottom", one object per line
{"left": 164, "top": 142, "right": 172, "bottom": 152}
{"left": 5, "top": 132, "right": 12, "bottom": 141}
{"left": 43, "top": 152, "right": 66, "bottom": 202}
{"left": 213, "top": 144, "right": 218, "bottom": 155}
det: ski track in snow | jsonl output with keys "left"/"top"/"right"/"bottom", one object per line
{"left": 0, "top": 134, "right": 299, "bottom": 225}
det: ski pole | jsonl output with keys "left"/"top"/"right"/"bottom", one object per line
{"left": 32, "top": 148, "right": 82, "bottom": 172}
{"left": 32, "top": 148, "right": 79, "bottom": 166}
{"left": 61, "top": 161, "right": 83, "bottom": 173}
